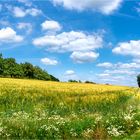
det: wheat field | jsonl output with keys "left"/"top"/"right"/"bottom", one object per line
{"left": 0, "top": 78, "right": 140, "bottom": 139}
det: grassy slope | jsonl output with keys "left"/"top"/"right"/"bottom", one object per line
{"left": 0, "top": 78, "right": 140, "bottom": 139}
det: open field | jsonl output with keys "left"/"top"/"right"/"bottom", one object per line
{"left": 0, "top": 78, "right": 140, "bottom": 139}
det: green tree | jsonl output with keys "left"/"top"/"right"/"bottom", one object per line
{"left": 137, "top": 74, "right": 140, "bottom": 87}
{"left": 21, "top": 62, "right": 35, "bottom": 78}
{"left": 3, "top": 58, "right": 17, "bottom": 77}
{"left": 68, "top": 80, "right": 78, "bottom": 83}
{"left": 34, "top": 66, "right": 50, "bottom": 80}
{"left": 0, "top": 53, "right": 59, "bottom": 81}
{"left": 50, "top": 75, "right": 59, "bottom": 81}
{"left": 0, "top": 54, "right": 4, "bottom": 75}
{"left": 13, "top": 64, "right": 24, "bottom": 78}
{"left": 85, "top": 81, "right": 96, "bottom": 84}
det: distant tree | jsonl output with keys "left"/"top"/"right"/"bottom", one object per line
{"left": 137, "top": 74, "right": 140, "bottom": 87}
{"left": 105, "top": 83, "right": 110, "bottom": 85}
{"left": 85, "top": 81, "right": 96, "bottom": 84}
{"left": 68, "top": 80, "right": 78, "bottom": 83}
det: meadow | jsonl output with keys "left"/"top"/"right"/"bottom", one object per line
{"left": 0, "top": 78, "right": 140, "bottom": 139}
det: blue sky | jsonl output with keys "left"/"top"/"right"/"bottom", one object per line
{"left": 0, "top": 0, "right": 140, "bottom": 86}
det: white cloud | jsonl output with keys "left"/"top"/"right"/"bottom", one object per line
{"left": 97, "top": 61, "right": 140, "bottom": 70}
{"left": 64, "top": 70, "right": 75, "bottom": 76}
{"left": 63, "top": 70, "right": 79, "bottom": 81}
{"left": 101, "top": 76, "right": 125, "bottom": 82}
{"left": 17, "top": 22, "right": 32, "bottom": 34}
{"left": 0, "top": 4, "right": 2, "bottom": 11}
{"left": 52, "top": 0, "right": 122, "bottom": 14}
{"left": 26, "top": 8, "right": 42, "bottom": 16}
{"left": 0, "top": 20, "right": 10, "bottom": 26}
{"left": 0, "top": 27, "right": 23, "bottom": 43}
{"left": 104, "top": 69, "right": 136, "bottom": 75}
{"left": 70, "top": 51, "right": 99, "bottom": 63}
{"left": 41, "top": 58, "right": 58, "bottom": 65}
{"left": 97, "top": 62, "right": 113, "bottom": 68}
{"left": 111, "top": 40, "right": 140, "bottom": 85}
{"left": 33, "top": 31, "right": 103, "bottom": 52}
{"left": 33, "top": 31, "right": 102, "bottom": 63}
{"left": 96, "top": 70, "right": 137, "bottom": 86}
{"left": 95, "top": 61, "right": 140, "bottom": 86}
{"left": 96, "top": 73, "right": 110, "bottom": 78}
{"left": 117, "top": 62, "right": 140, "bottom": 69}
{"left": 41, "top": 20, "right": 61, "bottom": 31}
{"left": 112, "top": 40, "right": 140, "bottom": 57}
{"left": 133, "top": 59, "right": 140, "bottom": 64}
{"left": 18, "top": 0, "right": 32, "bottom": 7}
{"left": 13, "top": 7, "right": 26, "bottom": 17}
{"left": 13, "top": 7, "right": 42, "bottom": 17}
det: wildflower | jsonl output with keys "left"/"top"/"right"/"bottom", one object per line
{"left": 82, "top": 128, "right": 94, "bottom": 138}
{"left": 107, "top": 126, "right": 124, "bottom": 137}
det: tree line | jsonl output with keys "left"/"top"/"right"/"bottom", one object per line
{"left": 68, "top": 79, "right": 96, "bottom": 84}
{"left": 0, "top": 54, "right": 59, "bottom": 81}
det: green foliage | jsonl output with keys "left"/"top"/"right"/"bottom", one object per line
{"left": 85, "top": 81, "right": 96, "bottom": 84}
{"left": 0, "top": 53, "right": 59, "bottom": 81}
{"left": 50, "top": 75, "right": 59, "bottom": 81}
{"left": 137, "top": 74, "right": 140, "bottom": 87}
{"left": 21, "top": 62, "right": 35, "bottom": 78}
{"left": 68, "top": 80, "right": 79, "bottom": 83}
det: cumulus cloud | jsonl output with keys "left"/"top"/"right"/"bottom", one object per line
{"left": 97, "top": 62, "right": 140, "bottom": 70}
{"left": 41, "top": 20, "right": 61, "bottom": 31}
{"left": 117, "top": 62, "right": 140, "bottom": 69}
{"left": 96, "top": 70, "right": 136, "bottom": 86}
{"left": 64, "top": 70, "right": 75, "bottom": 76}
{"left": 111, "top": 40, "right": 140, "bottom": 85}
{"left": 95, "top": 73, "right": 126, "bottom": 84}
{"left": 0, "top": 20, "right": 10, "bottom": 26}
{"left": 17, "top": 22, "right": 32, "bottom": 34}
{"left": 13, "top": 7, "right": 26, "bottom": 17}
{"left": 0, "top": 27, "right": 23, "bottom": 43}
{"left": 112, "top": 40, "right": 140, "bottom": 57}
{"left": 13, "top": 7, "right": 42, "bottom": 17}
{"left": 33, "top": 30, "right": 103, "bottom": 63}
{"left": 63, "top": 70, "right": 79, "bottom": 81}
{"left": 70, "top": 51, "right": 99, "bottom": 63}
{"left": 97, "top": 62, "right": 113, "bottom": 68}
{"left": 96, "top": 73, "right": 110, "bottom": 78}
{"left": 96, "top": 61, "right": 140, "bottom": 86}
{"left": 18, "top": 0, "right": 32, "bottom": 7}
{"left": 52, "top": 0, "right": 122, "bottom": 14}
{"left": 41, "top": 58, "right": 58, "bottom": 65}
{"left": 33, "top": 31, "right": 103, "bottom": 52}
{"left": 133, "top": 59, "right": 140, "bottom": 64}
{"left": 104, "top": 69, "right": 136, "bottom": 75}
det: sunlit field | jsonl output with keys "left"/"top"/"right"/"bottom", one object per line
{"left": 0, "top": 78, "right": 140, "bottom": 139}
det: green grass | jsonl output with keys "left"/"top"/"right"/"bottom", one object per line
{"left": 0, "top": 78, "right": 140, "bottom": 139}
